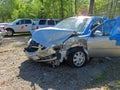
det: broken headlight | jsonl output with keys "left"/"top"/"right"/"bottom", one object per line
{"left": 25, "top": 39, "right": 39, "bottom": 52}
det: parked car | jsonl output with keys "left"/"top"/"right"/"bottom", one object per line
{"left": 24, "top": 16, "right": 120, "bottom": 68}
{"left": 0, "top": 23, "right": 9, "bottom": 26}
{"left": 0, "top": 25, "right": 7, "bottom": 44}
{"left": 5, "top": 18, "right": 36, "bottom": 36}
{"left": 34, "top": 19, "right": 60, "bottom": 29}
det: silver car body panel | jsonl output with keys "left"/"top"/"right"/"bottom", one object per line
{"left": 87, "top": 36, "right": 120, "bottom": 57}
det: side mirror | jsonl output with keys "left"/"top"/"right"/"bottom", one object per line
{"left": 94, "top": 30, "right": 103, "bottom": 36}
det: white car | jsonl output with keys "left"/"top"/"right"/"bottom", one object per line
{"left": 35, "top": 19, "right": 60, "bottom": 29}
{"left": 5, "top": 18, "right": 36, "bottom": 36}
{"left": 0, "top": 23, "right": 9, "bottom": 26}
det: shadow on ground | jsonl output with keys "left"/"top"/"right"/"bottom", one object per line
{"left": 18, "top": 58, "right": 120, "bottom": 90}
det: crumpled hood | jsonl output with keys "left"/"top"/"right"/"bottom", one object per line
{"left": 31, "top": 27, "right": 74, "bottom": 48}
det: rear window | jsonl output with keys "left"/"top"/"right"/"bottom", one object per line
{"left": 39, "top": 20, "right": 46, "bottom": 25}
{"left": 55, "top": 20, "right": 59, "bottom": 24}
{"left": 48, "top": 20, "right": 55, "bottom": 25}
{"left": 25, "top": 20, "right": 32, "bottom": 24}
{"left": 21, "top": 20, "right": 24, "bottom": 24}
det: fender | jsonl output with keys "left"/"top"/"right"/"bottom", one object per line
{"left": 6, "top": 28, "right": 14, "bottom": 32}
{"left": 66, "top": 46, "right": 89, "bottom": 61}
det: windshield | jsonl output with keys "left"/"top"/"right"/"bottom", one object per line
{"left": 55, "top": 16, "right": 92, "bottom": 32}
{"left": 11, "top": 19, "right": 21, "bottom": 25}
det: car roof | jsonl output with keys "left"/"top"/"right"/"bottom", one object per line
{"left": 35, "top": 19, "right": 59, "bottom": 21}
{"left": 16, "top": 18, "right": 33, "bottom": 20}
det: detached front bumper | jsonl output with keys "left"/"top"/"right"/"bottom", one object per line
{"left": 24, "top": 47, "right": 57, "bottom": 62}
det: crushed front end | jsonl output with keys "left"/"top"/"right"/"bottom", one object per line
{"left": 24, "top": 26, "right": 89, "bottom": 67}
{"left": 24, "top": 39, "right": 57, "bottom": 62}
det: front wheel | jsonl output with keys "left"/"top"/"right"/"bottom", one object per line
{"left": 67, "top": 48, "right": 87, "bottom": 68}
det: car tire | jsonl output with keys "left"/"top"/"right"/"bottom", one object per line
{"left": 67, "top": 48, "right": 87, "bottom": 68}
{"left": 7, "top": 29, "right": 13, "bottom": 36}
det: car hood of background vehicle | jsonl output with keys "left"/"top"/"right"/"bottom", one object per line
{"left": 31, "top": 27, "right": 74, "bottom": 48}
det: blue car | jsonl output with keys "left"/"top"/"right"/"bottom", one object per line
{"left": 24, "top": 16, "right": 120, "bottom": 68}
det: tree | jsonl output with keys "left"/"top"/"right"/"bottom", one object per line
{"left": 0, "top": 0, "right": 119, "bottom": 22}
{"left": 88, "top": 0, "right": 94, "bottom": 15}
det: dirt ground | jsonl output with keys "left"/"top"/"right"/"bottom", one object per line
{"left": 0, "top": 35, "right": 120, "bottom": 90}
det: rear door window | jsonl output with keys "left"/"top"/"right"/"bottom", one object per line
{"left": 48, "top": 20, "right": 55, "bottom": 25}
{"left": 55, "top": 20, "right": 59, "bottom": 24}
{"left": 25, "top": 20, "right": 32, "bottom": 24}
{"left": 39, "top": 20, "right": 46, "bottom": 25}
{"left": 16, "top": 20, "right": 24, "bottom": 25}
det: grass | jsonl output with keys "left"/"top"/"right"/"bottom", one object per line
{"left": 91, "top": 60, "right": 120, "bottom": 90}
{"left": 92, "top": 71, "right": 107, "bottom": 84}
{"left": 115, "top": 80, "right": 120, "bottom": 85}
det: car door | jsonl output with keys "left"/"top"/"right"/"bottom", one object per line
{"left": 24, "top": 19, "right": 33, "bottom": 31}
{"left": 88, "top": 35, "right": 120, "bottom": 57}
{"left": 14, "top": 20, "right": 26, "bottom": 32}
{"left": 87, "top": 20, "right": 120, "bottom": 57}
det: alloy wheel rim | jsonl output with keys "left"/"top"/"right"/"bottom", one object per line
{"left": 73, "top": 51, "right": 85, "bottom": 67}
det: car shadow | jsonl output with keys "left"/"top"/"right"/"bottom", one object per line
{"left": 18, "top": 58, "right": 120, "bottom": 90}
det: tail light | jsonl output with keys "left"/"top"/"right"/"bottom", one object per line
{"left": 36, "top": 26, "right": 39, "bottom": 29}
{"left": 2, "top": 26, "right": 6, "bottom": 30}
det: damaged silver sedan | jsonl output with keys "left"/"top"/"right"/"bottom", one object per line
{"left": 24, "top": 16, "right": 120, "bottom": 68}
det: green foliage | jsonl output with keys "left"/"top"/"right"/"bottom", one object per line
{"left": 94, "top": 0, "right": 120, "bottom": 18}
{"left": 0, "top": 0, "right": 119, "bottom": 22}
{"left": 115, "top": 80, "right": 120, "bottom": 85}
{"left": 0, "top": 0, "right": 89, "bottom": 22}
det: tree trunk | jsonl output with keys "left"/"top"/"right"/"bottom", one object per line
{"left": 60, "top": 0, "right": 64, "bottom": 19}
{"left": 88, "top": 0, "right": 94, "bottom": 16}
{"left": 75, "top": 0, "right": 77, "bottom": 15}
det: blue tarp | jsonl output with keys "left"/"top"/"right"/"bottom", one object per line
{"left": 103, "top": 19, "right": 115, "bottom": 35}
{"left": 110, "top": 16, "right": 120, "bottom": 46}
